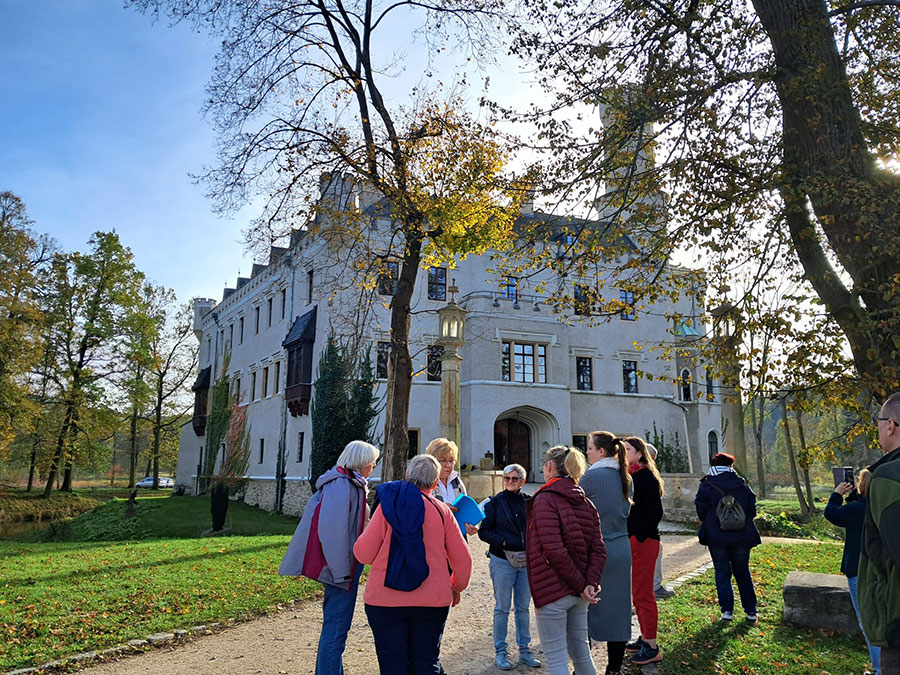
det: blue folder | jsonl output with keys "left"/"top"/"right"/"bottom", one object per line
{"left": 451, "top": 494, "right": 484, "bottom": 534}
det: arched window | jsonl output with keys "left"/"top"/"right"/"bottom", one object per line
{"left": 680, "top": 368, "right": 692, "bottom": 401}
{"left": 708, "top": 431, "right": 719, "bottom": 460}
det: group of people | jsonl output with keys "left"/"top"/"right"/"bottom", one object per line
{"left": 276, "top": 393, "right": 900, "bottom": 675}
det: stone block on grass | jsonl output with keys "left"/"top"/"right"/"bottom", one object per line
{"left": 782, "top": 571, "right": 860, "bottom": 636}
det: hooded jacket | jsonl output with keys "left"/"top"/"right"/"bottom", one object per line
{"left": 278, "top": 466, "right": 368, "bottom": 589}
{"left": 859, "top": 445, "right": 900, "bottom": 648}
{"left": 694, "top": 470, "right": 761, "bottom": 549}
{"left": 525, "top": 476, "right": 607, "bottom": 608}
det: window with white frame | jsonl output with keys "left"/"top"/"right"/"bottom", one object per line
{"left": 428, "top": 267, "right": 447, "bottom": 301}
{"left": 376, "top": 341, "right": 390, "bottom": 379}
{"left": 622, "top": 360, "right": 638, "bottom": 393}
{"left": 502, "top": 341, "right": 547, "bottom": 383}
{"left": 251, "top": 371, "right": 257, "bottom": 401}
{"left": 576, "top": 357, "right": 593, "bottom": 390}
{"left": 680, "top": 368, "right": 693, "bottom": 401}
{"left": 274, "top": 361, "right": 281, "bottom": 394}
{"left": 262, "top": 366, "right": 269, "bottom": 398}
{"left": 619, "top": 289, "right": 636, "bottom": 320}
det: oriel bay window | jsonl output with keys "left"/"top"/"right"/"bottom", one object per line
{"left": 502, "top": 341, "right": 547, "bottom": 383}
{"left": 284, "top": 306, "right": 317, "bottom": 416}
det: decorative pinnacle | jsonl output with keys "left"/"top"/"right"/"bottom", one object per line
{"left": 448, "top": 278, "right": 459, "bottom": 302}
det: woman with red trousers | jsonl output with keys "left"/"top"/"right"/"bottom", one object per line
{"left": 623, "top": 436, "right": 664, "bottom": 666}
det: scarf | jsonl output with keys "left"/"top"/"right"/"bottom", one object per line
{"left": 628, "top": 462, "right": 644, "bottom": 476}
{"left": 591, "top": 456, "right": 621, "bottom": 471}
{"left": 708, "top": 465, "right": 736, "bottom": 477}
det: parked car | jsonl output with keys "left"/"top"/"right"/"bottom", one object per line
{"left": 135, "top": 476, "right": 174, "bottom": 488}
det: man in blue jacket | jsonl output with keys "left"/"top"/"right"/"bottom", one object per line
{"left": 695, "top": 452, "right": 761, "bottom": 623}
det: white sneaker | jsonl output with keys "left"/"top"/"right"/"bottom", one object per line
{"left": 720, "top": 611, "right": 733, "bottom": 621}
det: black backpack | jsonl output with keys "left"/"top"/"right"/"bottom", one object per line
{"left": 704, "top": 478, "right": 746, "bottom": 531}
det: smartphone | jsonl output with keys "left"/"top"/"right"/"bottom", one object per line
{"left": 832, "top": 466, "right": 854, "bottom": 488}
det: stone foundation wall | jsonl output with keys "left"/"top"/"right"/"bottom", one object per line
{"left": 239, "top": 478, "right": 314, "bottom": 518}
{"left": 661, "top": 473, "right": 702, "bottom": 523}
{"left": 462, "top": 470, "right": 504, "bottom": 503}
{"left": 243, "top": 479, "right": 277, "bottom": 512}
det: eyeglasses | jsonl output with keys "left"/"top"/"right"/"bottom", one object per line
{"left": 503, "top": 476, "right": 522, "bottom": 482}
{"left": 873, "top": 416, "right": 896, "bottom": 425}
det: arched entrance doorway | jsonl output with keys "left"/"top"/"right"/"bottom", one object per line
{"left": 494, "top": 418, "right": 531, "bottom": 476}
{"left": 492, "top": 406, "right": 560, "bottom": 482}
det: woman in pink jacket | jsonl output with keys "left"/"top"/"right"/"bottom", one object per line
{"left": 354, "top": 454, "right": 473, "bottom": 674}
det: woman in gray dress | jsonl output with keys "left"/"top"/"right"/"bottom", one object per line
{"left": 581, "top": 431, "right": 632, "bottom": 675}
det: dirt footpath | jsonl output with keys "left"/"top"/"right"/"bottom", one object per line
{"left": 79, "top": 535, "right": 710, "bottom": 675}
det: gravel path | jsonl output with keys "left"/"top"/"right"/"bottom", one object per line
{"left": 78, "top": 534, "right": 715, "bottom": 675}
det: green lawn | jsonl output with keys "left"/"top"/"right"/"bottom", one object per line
{"left": 658, "top": 541, "right": 871, "bottom": 674}
{"left": 0, "top": 495, "right": 312, "bottom": 671}
{"left": 755, "top": 499, "right": 843, "bottom": 541}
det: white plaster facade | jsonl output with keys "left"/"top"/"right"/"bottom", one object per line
{"left": 176, "top": 177, "right": 722, "bottom": 513}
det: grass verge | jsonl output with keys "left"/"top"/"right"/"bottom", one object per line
{"left": 755, "top": 499, "right": 843, "bottom": 541}
{"left": 0, "top": 535, "right": 318, "bottom": 671}
{"left": 0, "top": 491, "right": 103, "bottom": 524}
{"left": 657, "top": 541, "right": 870, "bottom": 674}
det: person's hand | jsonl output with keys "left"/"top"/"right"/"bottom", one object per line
{"left": 835, "top": 481, "right": 853, "bottom": 496}
{"left": 465, "top": 522, "right": 478, "bottom": 535}
{"left": 581, "top": 584, "right": 599, "bottom": 604}
{"left": 451, "top": 589, "right": 462, "bottom": 607}
{"left": 447, "top": 504, "right": 460, "bottom": 513}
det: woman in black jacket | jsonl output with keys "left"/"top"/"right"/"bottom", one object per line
{"left": 477, "top": 463, "right": 541, "bottom": 670}
{"left": 694, "top": 452, "right": 760, "bottom": 624}
{"left": 623, "top": 436, "right": 664, "bottom": 666}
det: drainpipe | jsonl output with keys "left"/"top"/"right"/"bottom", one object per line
{"left": 275, "top": 256, "right": 295, "bottom": 513}
{"left": 663, "top": 398, "right": 694, "bottom": 473}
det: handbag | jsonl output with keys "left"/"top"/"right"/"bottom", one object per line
{"left": 504, "top": 549, "right": 528, "bottom": 568}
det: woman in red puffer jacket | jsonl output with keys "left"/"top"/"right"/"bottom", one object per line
{"left": 526, "top": 445, "right": 607, "bottom": 675}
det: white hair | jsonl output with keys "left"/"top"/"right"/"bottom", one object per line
{"left": 336, "top": 440, "right": 380, "bottom": 471}
{"left": 503, "top": 464, "right": 526, "bottom": 479}
{"left": 406, "top": 454, "right": 440, "bottom": 489}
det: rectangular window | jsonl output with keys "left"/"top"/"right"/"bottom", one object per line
{"left": 207, "top": 338, "right": 211, "bottom": 361}
{"left": 281, "top": 289, "right": 287, "bottom": 319}
{"left": 267, "top": 297, "right": 273, "bottom": 327}
{"left": 228, "top": 323, "right": 233, "bottom": 348}
{"left": 408, "top": 428, "right": 420, "bottom": 459}
{"left": 576, "top": 357, "right": 593, "bottom": 391}
{"left": 262, "top": 366, "right": 269, "bottom": 398}
{"left": 502, "top": 341, "right": 547, "bottom": 383}
{"left": 428, "top": 267, "right": 447, "bottom": 301}
{"left": 427, "top": 345, "right": 444, "bottom": 381}
{"left": 274, "top": 361, "right": 281, "bottom": 394}
{"left": 307, "top": 270, "right": 314, "bottom": 304}
{"left": 500, "top": 275, "right": 518, "bottom": 301}
{"left": 377, "top": 260, "right": 399, "bottom": 296}
{"left": 234, "top": 377, "right": 241, "bottom": 403}
{"left": 376, "top": 341, "right": 390, "bottom": 379}
{"left": 619, "top": 290, "right": 636, "bottom": 321}
{"left": 623, "top": 360, "right": 638, "bottom": 393}
{"left": 255, "top": 306, "right": 260, "bottom": 334}
{"left": 259, "top": 438, "right": 265, "bottom": 464}
{"left": 705, "top": 368, "right": 714, "bottom": 401}
{"left": 574, "top": 284, "right": 594, "bottom": 316}
{"left": 251, "top": 371, "right": 257, "bottom": 401}
{"left": 572, "top": 434, "right": 588, "bottom": 453}
{"left": 239, "top": 317, "right": 244, "bottom": 344}
{"left": 297, "top": 431, "right": 305, "bottom": 463}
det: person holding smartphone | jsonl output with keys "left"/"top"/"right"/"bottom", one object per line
{"left": 824, "top": 476, "right": 880, "bottom": 674}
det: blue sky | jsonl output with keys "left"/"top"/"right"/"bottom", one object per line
{"left": 0, "top": 0, "right": 256, "bottom": 305}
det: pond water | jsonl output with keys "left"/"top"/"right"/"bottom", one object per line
{"left": 0, "top": 519, "right": 45, "bottom": 540}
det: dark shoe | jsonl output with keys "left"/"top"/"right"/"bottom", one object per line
{"left": 519, "top": 652, "right": 541, "bottom": 668}
{"left": 631, "top": 644, "right": 662, "bottom": 665}
{"left": 654, "top": 585, "right": 675, "bottom": 599}
{"left": 496, "top": 652, "right": 512, "bottom": 670}
{"left": 625, "top": 636, "right": 645, "bottom": 653}
{"left": 604, "top": 668, "right": 620, "bottom": 675}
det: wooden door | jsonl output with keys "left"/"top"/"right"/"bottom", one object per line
{"left": 493, "top": 418, "right": 532, "bottom": 478}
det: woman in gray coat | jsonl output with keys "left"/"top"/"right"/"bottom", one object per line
{"left": 581, "top": 431, "right": 632, "bottom": 675}
{"left": 279, "top": 440, "right": 380, "bottom": 675}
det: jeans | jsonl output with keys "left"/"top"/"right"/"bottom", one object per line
{"left": 489, "top": 554, "right": 533, "bottom": 655}
{"left": 708, "top": 545, "right": 757, "bottom": 615}
{"left": 316, "top": 564, "right": 363, "bottom": 675}
{"left": 365, "top": 604, "right": 450, "bottom": 674}
{"left": 848, "top": 575, "right": 881, "bottom": 674}
{"left": 630, "top": 536, "right": 660, "bottom": 640}
{"left": 535, "top": 595, "right": 596, "bottom": 675}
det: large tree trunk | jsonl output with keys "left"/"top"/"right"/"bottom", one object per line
{"left": 381, "top": 229, "right": 424, "bottom": 483}
{"left": 750, "top": 395, "right": 767, "bottom": 499}
{"left": 27, "top": 439, "right": 38, "bottom": 492}
{"left": 151, "top": 378, "right": 164, "bottom": 489}
{"left": 128, "top": 406, "right": 140, "bottom": 487}
{"left": 795, "top": 409, "right": 817, "bottom": 513}
{"left": 753, "top": 0, "right": 900, "bottom": 402}
{"left": 43, "top": 407, "right": 73, "bottom": 497}
{"left": 781, "top": 397, "right": 809, "bottom": 515}
{"left": 61, "top": 461, "right": 73, "bottom": 492}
